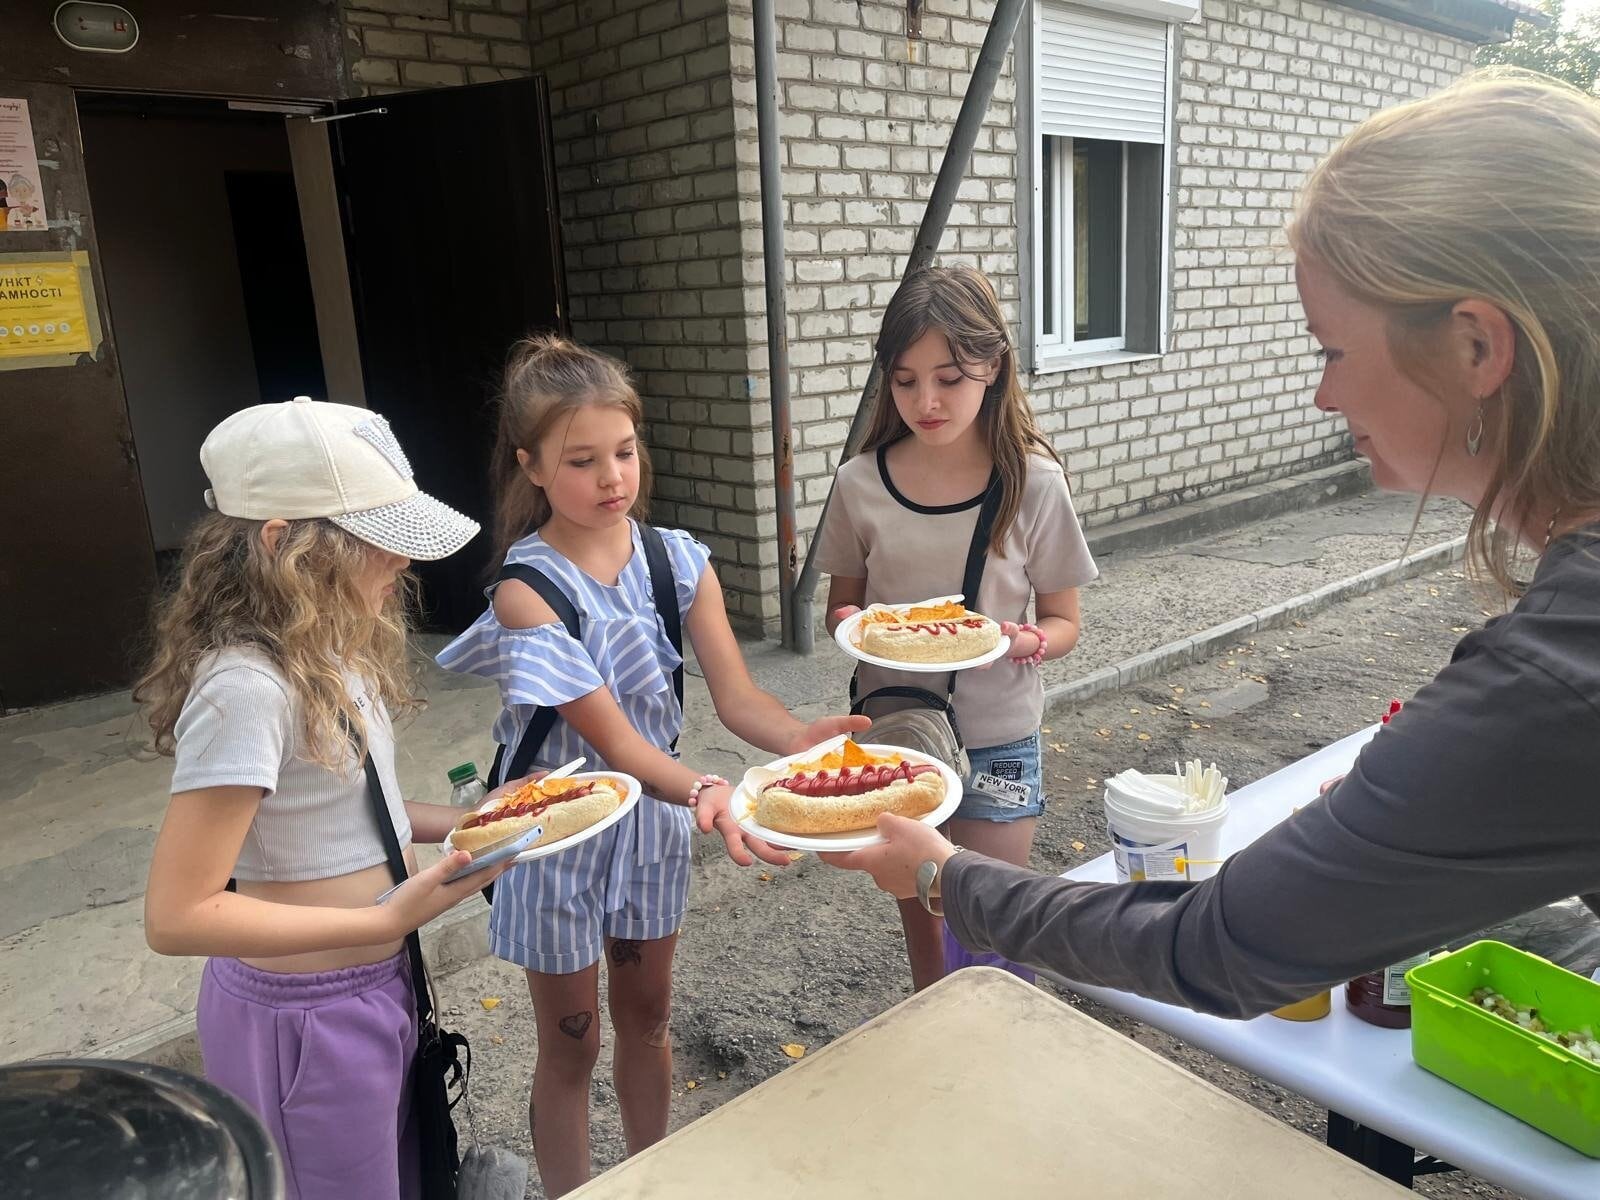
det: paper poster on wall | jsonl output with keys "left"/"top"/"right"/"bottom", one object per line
{"left": 0, "top": 253, "right": 96, "bottom": 361}
{"left": 0, "top": 98, "right": 47, "bottom": 232}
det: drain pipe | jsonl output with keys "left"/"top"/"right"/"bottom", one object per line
{"left": 753, "top": 0, "right": 798, "bottom": 649}
{"left": 787, "top": 0, "right": 1031, "bottom": 652}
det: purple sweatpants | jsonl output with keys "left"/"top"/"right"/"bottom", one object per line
{"left": 198, "top": 951, "right": 420, "bottom": 1200}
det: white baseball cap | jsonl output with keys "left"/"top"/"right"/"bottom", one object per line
{"left": 200, "top": 396, "right": 479, "bottom": 561}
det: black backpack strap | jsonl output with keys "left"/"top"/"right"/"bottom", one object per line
{"left": 493, "top": 529, "right": 681, "bottom": 775}
{"left": 944, "top": 470, "right": 1004, "bottom": 697}
{"left": 638, "top": 523, "right": 684, "bottom": 748}
{"left": 360, "top": 746, "right": 434, "bottom": 1030}
{"left": 360, "top": 741, "right": 471, "bottom": 1176}
{"left": 494, "top": 563, "right": 582, "bottom": 785}
{"left": 850, "top": 468, "right": 1004, "bottom": 707}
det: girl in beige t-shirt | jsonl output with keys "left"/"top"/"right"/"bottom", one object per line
{"left": 815, "top": 265, "right": 1098, "bottom": 991}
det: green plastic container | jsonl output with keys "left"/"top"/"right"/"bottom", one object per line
{"left": 1407, "top": 940, "right": 1600, "bottom": 1157}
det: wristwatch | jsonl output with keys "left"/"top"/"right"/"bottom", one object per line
{"left": 915, "top": 846, "right": 966, "bottom": 917}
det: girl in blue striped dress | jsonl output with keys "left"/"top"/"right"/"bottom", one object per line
{"left": 438, "top": 335, "right": 866, "bottom": 1196}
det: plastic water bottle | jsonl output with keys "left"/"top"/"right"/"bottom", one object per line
{"left": 447, "top": 762, "right": 487, "bottom": 809}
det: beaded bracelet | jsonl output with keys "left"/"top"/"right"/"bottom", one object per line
{"left": 687, "top": 774, "right": 730, "bottom": 807}
{"left": 1010, "top": 622, "right": 1047, "bottom": 668}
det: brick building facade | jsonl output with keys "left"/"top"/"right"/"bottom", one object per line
{"left": 340, "top": 0, "right": 1518, "bottom": 630}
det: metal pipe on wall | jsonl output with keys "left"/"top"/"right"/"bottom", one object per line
{"left": 787, "top": 0, "right": 1032, "bottom": 652}
{"left": 753, "top": 0, "right": 798, "bottom": 649}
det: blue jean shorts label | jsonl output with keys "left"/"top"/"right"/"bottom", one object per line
{"left": 958, "top": 735, "right": 1043, "bottom": 822}
{"left": 972, "top": 771, "right": 1030, "bottom": 804}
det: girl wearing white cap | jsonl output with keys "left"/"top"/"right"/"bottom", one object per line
{"left": 139, "top": 397, "right": 512, "bottom": 1200}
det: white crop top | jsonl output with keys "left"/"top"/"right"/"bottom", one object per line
{"left": 169, "top": 647, "right": 412, "bottom": 882}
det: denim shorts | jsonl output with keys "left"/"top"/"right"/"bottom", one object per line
{"left": 954, "top": 732, "right": 1045, "bottom": 823}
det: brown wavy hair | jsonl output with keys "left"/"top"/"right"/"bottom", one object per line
{"left": 1289, "top": 68, "right": 1600, "bottom": 594}
{"left": 860, "top": 265, "right": 1058, "bottom": 554}
{"left": 135, "top": 514, "right": 420, "bottom": 771}
{"left": 488, "top": 333, "right": 653, "bottom": 569}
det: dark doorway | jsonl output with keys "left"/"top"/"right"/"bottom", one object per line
{"left": 79, "top": 94, "right": 325, "bottom": 553}
{"left": 226, "top": 170, "right": 328, "bottom": 403}
{"left": 332, "top": 78, "right": 567, "bottom": 632}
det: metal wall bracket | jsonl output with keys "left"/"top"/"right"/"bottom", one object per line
{"left": 310, "top": 107, "right": 388, "bottom": 125}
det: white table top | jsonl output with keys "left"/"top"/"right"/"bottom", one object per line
{"left": 1053, "top": 725, "right": 1600, "bottom": 1200}
{"left": 574, "top": 969, "right": 1408, "bottom": 1198}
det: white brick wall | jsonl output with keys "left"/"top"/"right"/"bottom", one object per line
{"left": 343, "top": 0, "right": 533, "bottom": 92}
{"left": 342, "top": 0, "right": 779, "bottom": 624}
{"left": 525, "top": 0, "right": 779, "bottom": 624}
{"left": 338, "top": 0, "right": 1480, "bottom": 633}
{"left": 719, "top": 0, "right": 1474, "bottom": 629}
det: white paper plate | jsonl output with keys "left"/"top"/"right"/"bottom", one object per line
{"left": 445, "top": 771, "right": 642, "bottom": 864}
{"left": 834, "top": 604, "right": 1010, "bottom": 673}
{"left": 733, "top": 736, "right": 964, "bottom": 853}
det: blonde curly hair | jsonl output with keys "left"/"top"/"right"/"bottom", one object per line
{"left": 136, "top": 514, "right": 421, "bottom": 771}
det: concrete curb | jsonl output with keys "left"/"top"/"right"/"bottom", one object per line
{"left": 1084, "top": 459, "right": 1371, "bottom": 559}
{"left": 798, "top": 459, "right": 1372, "bottom": 640}
{"left": 1043, "top": 534, "right": 1468, "bottom": 710}
{"left": 92, "top": 896, "right": 494, "bottom": 1073}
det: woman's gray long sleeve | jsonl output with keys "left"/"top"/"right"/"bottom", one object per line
{"left": 944, "top": 536, "right": 1600, "bottom": 1019}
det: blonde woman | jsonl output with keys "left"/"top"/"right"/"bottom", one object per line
{"left": 140, "top": 399, "right": 516, "bottom": 1199}
{"left": 828, "top": 69, "right": 1600, "bottom": 1017}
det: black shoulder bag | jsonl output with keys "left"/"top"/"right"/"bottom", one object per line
{"left": 363, "top": 751, "right": 470, "bottom": 1200}
{"left": 847, "top": 472, "right": 1003, "bottom": 775}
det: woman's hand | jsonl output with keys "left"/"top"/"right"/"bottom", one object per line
{"left": 1318, "top": 775, "right": 1344, "bottom": 797}
{"left": 785, "top": 713, "right": 872, "bottom": 757}
{"left": 832, "top": 604, "right": 862, "bottom": 624}
{"left": 374, "top": 851, "right": 513, "bottom": 940}
{"left": 818, "top": 814, "right": 958, "bottom": 900}
{"left": 695, "top": 783, "right": 794, "bottom": 868}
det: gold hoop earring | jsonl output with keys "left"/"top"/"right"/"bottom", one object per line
{"left": 1466, "top": 404, "right": 1486, "bottom": 457}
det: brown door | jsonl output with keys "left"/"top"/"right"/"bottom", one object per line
{"left": 0, "top": 83, "right": 156, "bottom": 709}
{"left": 330, "top": 78, "right": 568, "bottom": 632}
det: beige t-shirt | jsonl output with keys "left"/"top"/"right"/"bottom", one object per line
{"left": 813, "top": 446, "right": 1098, "bottom": 749}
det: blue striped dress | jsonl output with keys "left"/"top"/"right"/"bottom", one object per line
{"left": 436, "top": 521, "right": 710, "bottom": 974}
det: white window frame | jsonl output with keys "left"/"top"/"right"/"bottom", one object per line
{"left": 1021, "top": 2, "right": 1180, "bottom": 375}
{"left": 1037, "top": 136, "right": 1130, "bottom": 358}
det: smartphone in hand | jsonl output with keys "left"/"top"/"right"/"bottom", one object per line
{"left": 376, "top": 826, "right": 542, "bottom": 903}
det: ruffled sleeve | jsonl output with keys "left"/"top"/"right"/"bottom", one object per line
{"left": 658, "top": 528, "right": 711, "bottom": 620}
{"left": 436, "top": 615, "right": 606, "bottom": 709}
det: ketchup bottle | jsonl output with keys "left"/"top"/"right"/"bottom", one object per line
{"left": 1344, "top": 700, "right": 1429, "bottom": 1029}
{"left": 1345, "top": 952, "right": 1432, "bottom": 1028}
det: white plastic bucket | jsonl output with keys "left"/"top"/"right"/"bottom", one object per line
{"left": 1103, "top": 773, "right": 1228, "bottom": 884}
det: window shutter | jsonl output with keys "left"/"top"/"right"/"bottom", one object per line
{"left": 1038, "top": 2, "right": 1170, "bottom": 145}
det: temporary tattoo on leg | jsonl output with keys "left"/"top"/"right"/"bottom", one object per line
{"left": 558, "top": 1011, "right": 593, "bottom": 1039}
{"left": 609, "top": 939, "right": 644, "bottom": 968}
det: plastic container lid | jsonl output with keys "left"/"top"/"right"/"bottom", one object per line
{"left": 447, "top": 762, "right": 479, "bottom": 785}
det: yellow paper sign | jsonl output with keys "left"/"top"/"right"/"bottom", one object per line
{"left": 0, "top": 254, "right": 93, "bottom": 359}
